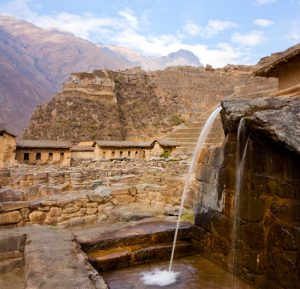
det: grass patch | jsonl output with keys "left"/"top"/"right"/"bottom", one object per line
{"left": 180, "top": 210, "right": 195, "bottom": 224}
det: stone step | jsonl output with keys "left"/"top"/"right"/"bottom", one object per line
{"left": 177, "top": 143, "right": 197, "bottom": 147}
{"left": 75, "top": 220, "right": 192, "bottom": 252}
{"left": 169, "top": 133, "right": 200, "bottom": 138}
{"left": 186, "top": 122, "right": 206, "bottom": 128}
{"left": 0, "top": 257, "right": 24, "bottom": 275}
{"left": 168, "top": 138, "right": 200, "bottom": 143}
{"left": 169, "top": 128, "right": 201, "bottom": 134}
{"left": 87, "top": 241, "right": 196, "bottom": 272}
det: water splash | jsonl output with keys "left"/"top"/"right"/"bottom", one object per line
{"left": 140, "top": 106, "right": 222, "bottom": 286}
{"left": 140, "top": 269, "right": 179, "bottom": 286}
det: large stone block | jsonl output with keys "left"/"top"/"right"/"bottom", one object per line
{"left": 114, "top": 194, "right": 135, "bottom": 204}
{"left": 0, "top": 211, "right": 22, "bottom": 225}
{"left": 29, "top": 211, "right": 46, "bottom": 222}
{"left": 212, "top": 212, "right": 233, "bottom": 242}
{"left": 0, "top": 201, "right": 29, "bottom": 212}
{"left": 0, "top": 189, "right": 24, "bottom": 202}
{"left": 238, "top": 196, "right": 266, "bottom": 222}
{"left": 269, "top": 199, "right": 300, "bottom": 223}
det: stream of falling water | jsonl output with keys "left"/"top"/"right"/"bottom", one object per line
{"left": 141, "top": 106, "right": 222, "bottom": 286}
{"left": 232, "top": 118, "right": 249, "bottom": 287}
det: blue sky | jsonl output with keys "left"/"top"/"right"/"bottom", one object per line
{"left": 0, "top": 0, "right": 300, "bottom": 67}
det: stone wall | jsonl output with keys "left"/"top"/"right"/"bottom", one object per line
{"left": 0, "top": 133, "right": 16, "bottom": 168}
{"left": 0, "top": 158, "right": 196, "bottom": 227}
{"left": 193, "top": 98, "right": 300, "bottom": 289}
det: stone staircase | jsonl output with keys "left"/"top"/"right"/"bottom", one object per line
{"left": 74, "top": 219, "right": 197, "bottom": 272}
{"left": 163, "top": 109, "right": 225, "bottom": 155}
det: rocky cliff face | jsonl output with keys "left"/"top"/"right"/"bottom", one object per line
{"left": 24, "top": 66, "right": 277, "bottom": 142}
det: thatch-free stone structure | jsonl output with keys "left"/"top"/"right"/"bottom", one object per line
{"left": 255, "top": 43, "right": 300, "bottom": 96}
{"left": 95, "top": 140, "right": 178, "bottom": 160}
{"left": 16, "top": 140, "right": 71, "bottom": 166}
{"left": 0, "top": 129, "right": 16, "bottom": 168}
{"left": 71, "top": 141, "right": 96, "bottom": 161}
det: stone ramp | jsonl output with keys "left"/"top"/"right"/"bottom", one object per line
{"left": 162, "top": 109, "right": 224, "bottom": 155}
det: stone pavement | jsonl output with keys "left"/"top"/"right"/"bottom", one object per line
{"left": 0, "top": 225, "right": 108, "bottom": 289}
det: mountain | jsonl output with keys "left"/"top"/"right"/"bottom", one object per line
{"left": 0, "top": 25, "right": 55, "bottom": 134}
{"left": 0, "top": 15, "right": 201, "bottom": 135}
{"left": 104, "top": 45, "right": 202, "bottom": 70}
{"left": 160, "top": 49, "right": 201, "bottom": 68}
{"left": 0, "top": 15, "right": 133, "bottom": 134}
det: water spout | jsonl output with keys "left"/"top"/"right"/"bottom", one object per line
{"left": 140, "top": 106, "right": 222, "bottom": 286}
{"left": 232, "top": 118, "right": 249, "bottom": 276}
{"left": 168, "top": 106, "right": 222, "bottom": 272}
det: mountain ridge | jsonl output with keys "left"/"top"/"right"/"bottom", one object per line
{"left": 0, "top": 15, "right": 203, "bottom": 135}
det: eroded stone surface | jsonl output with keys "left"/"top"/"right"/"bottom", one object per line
{"left": 75, "top": 219, "right": 192, "bottom": 252}
{"left": 0, "top": 226, "right": 108, "bottom": 289}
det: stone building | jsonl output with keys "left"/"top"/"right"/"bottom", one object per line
{"left": 151, "top": 139, "right": 178, "bottom": 157}
{"left": 95, "top": 140, "right": 178, "bottom": 160}
{"left": 16, "top": 140, "right": 71, "bottom": 166}
{"left": 0, "top": 128, "right": 16, "bottom": 168}
{"left": 95, "top": 141, "right": 154, "bottom": 160}
{"left": 255, "top": 43, "right": 300, "bottom": 96}
{"left": 70, "top": 141, "right": 96, "bottom": 161}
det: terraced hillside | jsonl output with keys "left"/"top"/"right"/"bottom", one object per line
{"left": 24, "top": 66, "right": 277, "bottom": 143}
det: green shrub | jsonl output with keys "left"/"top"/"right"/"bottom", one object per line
{"left": 170, "top": 114, "right": 185, "bottom": 126}
{"left": 160, "top": 151, "right": 171, "bottom": 158}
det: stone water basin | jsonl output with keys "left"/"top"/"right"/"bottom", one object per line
{"left": 102, "top": 255, "right": 255, "bottom": 289}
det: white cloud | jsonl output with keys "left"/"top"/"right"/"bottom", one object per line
{"left": 118, "top": 8, "right": 139, "bottom": 29}
{"left": 183, "top": 19, "right": 237, "bottom": 38}
{"left": 231, "top": 30, "right": 267, "bottom": 46}
{"left": 0, "top": 0, "right": 258, "bottom": 67}
{"left": 286, "top": 21, "right": 300, "bottom": 43}
{"left": 254, "top": 0, "right": 277, "bottom": 6}
{"left": 254, "top": 18, "right": 274, "bottom": 27}
{"left": 183, "top": 21, "right": 201, "bottom": 36}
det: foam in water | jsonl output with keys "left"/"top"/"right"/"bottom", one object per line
{"left": 140, "top": 269, "right": 179, "bottom": 286}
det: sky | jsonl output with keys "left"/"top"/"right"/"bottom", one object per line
{"left": 0, "top": 0, "right": 299, "bottom": 67}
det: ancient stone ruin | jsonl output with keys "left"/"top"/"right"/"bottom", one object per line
{"left": 0, "top": 44, "right": 299, "bottom": 289}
